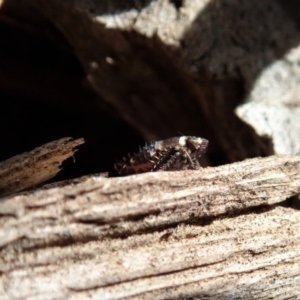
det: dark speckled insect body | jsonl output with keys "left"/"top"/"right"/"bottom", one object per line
{"left": 115, "top": 136, "right": 209, "bottom": 175}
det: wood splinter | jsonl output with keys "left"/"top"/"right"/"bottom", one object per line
{"left": 0, "top": 137, "right": 85, "bottom": 197}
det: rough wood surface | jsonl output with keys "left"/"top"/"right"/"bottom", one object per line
{"left": 1, "top": 1, "right": 300, "bottom": 299}
{"left": 1, "top": 154, "right": 300, "bottom": 299}
{"left": 0, "top": 137, "right": 84, "bottom": 197}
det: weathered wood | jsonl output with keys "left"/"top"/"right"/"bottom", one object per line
{"left": 1, "top": 155, "right": 300, "bottom": 299}
{"left": 0, "top": 138, "right": 84, "bottom": 197}
{"left": 1, "top": 0, "right": 300, "bottom": 298}
{"left": 1, "top": 206, "right": 300, "bottom": 300}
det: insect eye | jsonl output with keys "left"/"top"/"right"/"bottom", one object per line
{"left": 186, "top": 140, "right": 196, "bottom": 151}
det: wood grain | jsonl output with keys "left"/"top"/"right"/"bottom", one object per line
{"left": 1, "top": 155, "right": 300, "bottom": 299}
{"left": 0, "top": 137, "right": 84, "bottom": 197}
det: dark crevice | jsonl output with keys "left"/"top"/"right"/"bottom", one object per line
{"left": 170, "top": 0, "right": 184, "bottom": 10}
